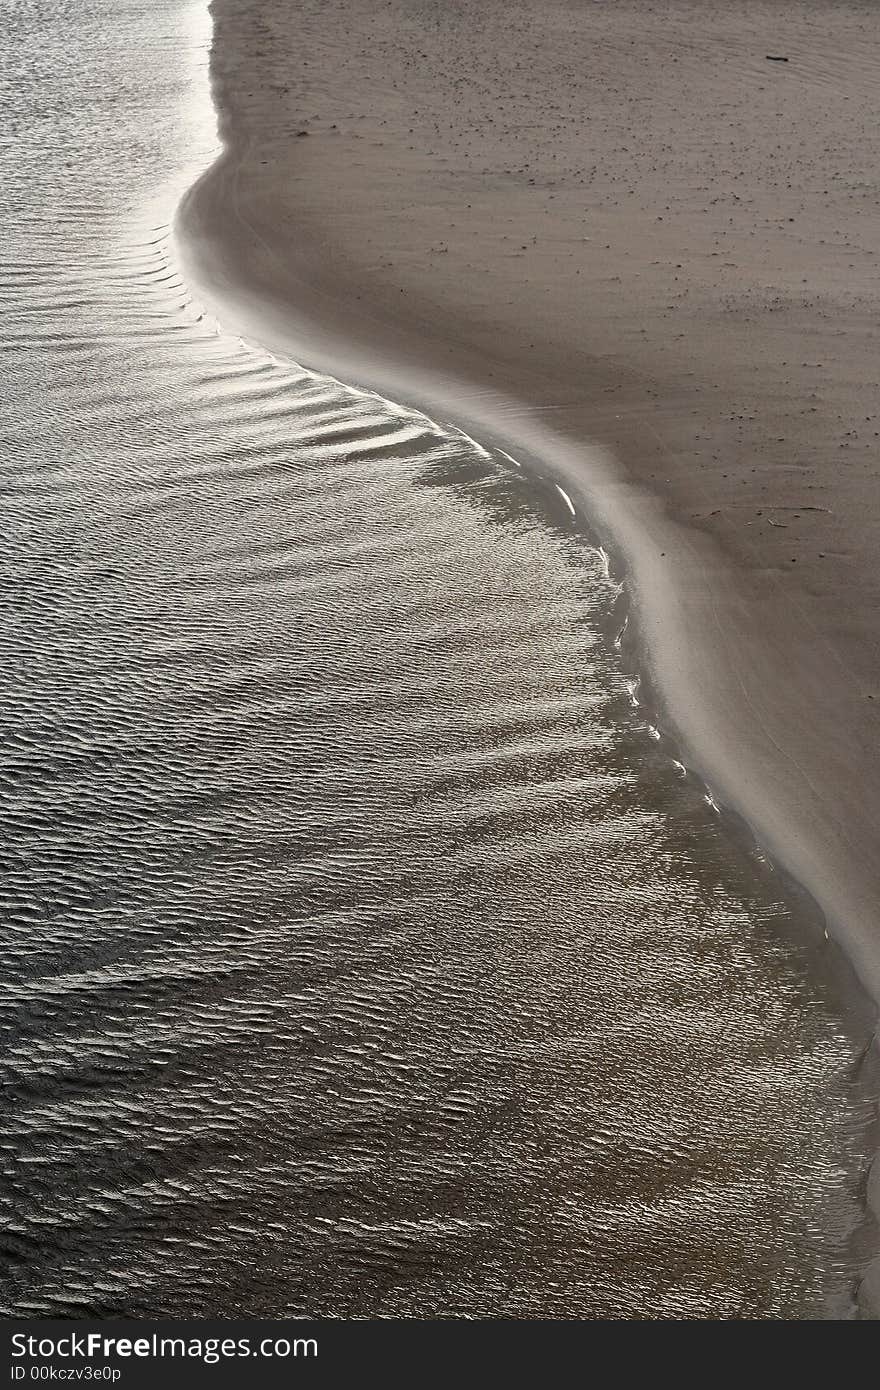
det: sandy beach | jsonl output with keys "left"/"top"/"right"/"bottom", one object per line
{"left": 2, "top": 0, "right": 880, "bottom": 1324}
{"left": 180, "top": 0, "right": 880, "bottom": 1010}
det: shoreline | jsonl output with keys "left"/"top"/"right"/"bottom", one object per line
{"left": 179, "top": 143, "right": 880, "bottom": 1012}
{"left": 174, "top": 0, "right": 880, "bottom": 1311}
{"left": 176, "top": 0, "right": 880, "bottom": 1013}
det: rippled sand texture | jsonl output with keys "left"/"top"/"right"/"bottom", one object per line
{"left": 0, "top": 0, "right": 877, "bottom": 1318}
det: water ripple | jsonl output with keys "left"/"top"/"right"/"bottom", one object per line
{"left": 0, "top": 0, "right": 876, "bottom": 1322}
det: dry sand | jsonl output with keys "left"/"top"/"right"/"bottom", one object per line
{"left": 179, "top": 0, "right": 880, "bottom": 1005}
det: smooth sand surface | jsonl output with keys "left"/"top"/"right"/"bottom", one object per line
{"left": 180, "top": 1, "right": 880, "bottom": 1006}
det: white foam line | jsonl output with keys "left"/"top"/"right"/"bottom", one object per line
{"left": 554, "top": 484, "right": 576, "bottom": 517}
{"left": 497, "top": 448, "right": 522, "bottom": 469}
{"left": 454, "top": 427, "right": 491, "bottom": 460}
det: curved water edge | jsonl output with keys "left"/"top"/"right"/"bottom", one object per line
{"left": 177, "top": 198, "right": 876, "bottom": 1029}
{"left": 2, "top": 0, "right": 879, "bottom": 1319}
{"left": 170, "top": 232, "right": 880, "bottom": 1316}
{"left": 178, "top": 145, "right": 880, "bottom": 1021}
{"left": 172, "top": 39, "right": 880, "bottom": 1313}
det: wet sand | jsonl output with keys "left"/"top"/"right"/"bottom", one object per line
{"left": 179, "top": 0, "right": 880, "bottom": 1009}
{"left": 3, "top": 0, "right": 880, "bottom": 1323}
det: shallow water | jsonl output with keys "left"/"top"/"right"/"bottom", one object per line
{"left": 0, "top": 0, "right": 877, "bottom": 1318}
